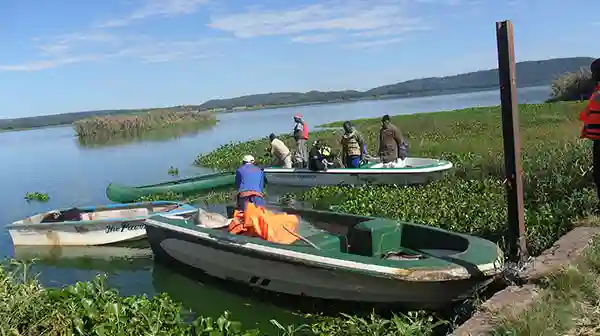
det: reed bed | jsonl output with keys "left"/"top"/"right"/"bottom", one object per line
{"left": 73, "top": 110, "right": 217, "bottom": 138}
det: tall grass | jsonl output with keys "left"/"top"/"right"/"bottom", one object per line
{"left": 548, "top": 69, "right": 596, "bottom": 102}
{"left": 74, "top": 110, "right": 217, "bottom": 138}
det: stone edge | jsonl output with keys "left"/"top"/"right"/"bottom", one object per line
{"left": 451, "top": 226, "right": 600, "bottom": 336}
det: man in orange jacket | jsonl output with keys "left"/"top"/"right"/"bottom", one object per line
{"left": 580, "top": 58, "right": 600, "bottom": 211}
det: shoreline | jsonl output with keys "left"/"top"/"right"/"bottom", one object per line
{"left": 0, "top": 84, "right": 548, "bottom": 134}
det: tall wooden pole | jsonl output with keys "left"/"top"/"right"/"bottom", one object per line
{"left": 495, "top": 20, "right": 528, "bottom": 262}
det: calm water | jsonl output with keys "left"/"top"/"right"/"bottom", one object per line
{"left": 0, "top": 85, "right": 550, "bottom": 328}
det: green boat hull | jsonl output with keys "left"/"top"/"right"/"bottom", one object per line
{"left": 145, "top": 206, "right": 504, "bottom": 309}
{"left": 106, "top": 172, "right": 235, "bottom": 203}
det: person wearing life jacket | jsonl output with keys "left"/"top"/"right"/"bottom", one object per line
{"left": 292, "top": 115, "right": 309, "bottom": 168}
{"left": 340, "top": 121, "right": 366, "bottom": 168}
{"left": 235, "top": 155, "right": 266, "bottom": 211}
{"left": 580, "top": 58, "right": 600, "bottom": 211}
{"left": 268, "top": 133, "right": 292, "bottom": 168}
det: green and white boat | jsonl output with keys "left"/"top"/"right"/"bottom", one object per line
{"left": 263, "top": 157, "right": 453, "bottom": 187}
{"left": 144, "top": 205, "right": 503, "bottom": 309}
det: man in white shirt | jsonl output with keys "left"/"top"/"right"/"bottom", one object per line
{"left": 269, "top": 133, "right": 292, "bottom": 168}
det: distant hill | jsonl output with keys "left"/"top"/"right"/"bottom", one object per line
{"left": 198, "top": 57, "right": 594, "bottom": 110}
{"left": 0, "top": 57, "right": 594, "bottom": 131}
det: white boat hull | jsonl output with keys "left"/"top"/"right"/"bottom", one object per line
{"left": 8, "top": 201, "right": 198, "bottom": 246}
{"left": 8, "top": 219, "right": 149, "bottom": 246}
{"left": 264, "top": 157, "right": 453, "bottom": 187}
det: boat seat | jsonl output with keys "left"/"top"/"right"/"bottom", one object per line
{"left": 295, "top": 232, "right": 344, "bottom": 252}
{"left": 347, "top": 219, "right": 403, "bottom": 257}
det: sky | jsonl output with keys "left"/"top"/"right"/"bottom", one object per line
{"left": 0, "top": 0, "right": 598, "bottom": 118}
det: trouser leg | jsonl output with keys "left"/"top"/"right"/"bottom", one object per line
{"left": 593, "top": 141, "right": 600, "bottom": 202}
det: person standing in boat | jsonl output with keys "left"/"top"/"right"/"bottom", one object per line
{"left": 293, "top": 115, "right": 309, "bottom": 168}
{"left": 235, "top": 155, "right": 266, "bottom": 211}
{"left": 340, "top": 121, "right": 366, "bottom": 168}
{"left": 579, "top": 58, "right": 600, "bottom": 213}
{"left": 268, "top": 133, "right": 292, "bottom": 168}
{"left": 378, "top": 114, "right": 409, "bottom": 167}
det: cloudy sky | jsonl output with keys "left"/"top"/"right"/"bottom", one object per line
{"left": 0, "top": 0, "right": 598, "bottom": 117}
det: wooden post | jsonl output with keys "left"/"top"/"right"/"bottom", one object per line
{"left": 495, "top": 20, "right": 528, "bottom": 262}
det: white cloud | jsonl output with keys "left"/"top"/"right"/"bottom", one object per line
{"left": 0, "top": 31, "right": 226, "bottom": 71}
{"left": 291, "top": 34, "right": 337, "bottom": 44}
{"left": 346, "top": 37, "right": 405, "bottom": 49}
{"left": 99, "top": 0, "right": 210, "bottom": 28}
{"left": 208, "top": 0, "right": 430, "bottom": 42}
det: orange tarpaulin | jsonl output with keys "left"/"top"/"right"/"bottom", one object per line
{"left": 228, "top": 203, "right": 299, "bottom": 244}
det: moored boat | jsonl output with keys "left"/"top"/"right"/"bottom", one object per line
{"left": 263, "top": 157, "right": 453, "bottom": 187}
{"left": 144, "top": 205, "right": 503, "bottom": 309}
{"left": 105, "top": 172, "right": 235, "bottom": 203}
{"left": 7, "top": 201, "right": 197, "bottom": 246}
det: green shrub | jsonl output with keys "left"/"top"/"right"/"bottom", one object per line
{"left": 549, "top": 69, "right": 596, "bottom": 102}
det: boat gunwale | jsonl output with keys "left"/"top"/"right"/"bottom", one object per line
{"left": 145, "top": 216, "right": 504, "bottom": 282}
{"left": 263, "top": 159, "right": 453, "bottom": 174}
{"left": 7, "top": 202, "right": 197, "bottom": 229}
{"left": 120, "top": 171, "right": 235, "bottom": 189}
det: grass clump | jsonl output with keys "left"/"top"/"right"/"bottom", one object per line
{"left": 548, "top": 69, "right": 596, "bottom": 102}
{"left": 24, "top": 192, "right": 49, "bottom": 202}
{"left": 196, "top": 101, "right": 597, "bottom": 255}
{"left": 74, "top": 110, "right": 217, "bottom": 139}
{"left": 0, "top": 260, "right": 442, "bottom": 335}
{"left": 492, "top": 235, "right": 600, "bottom": 335}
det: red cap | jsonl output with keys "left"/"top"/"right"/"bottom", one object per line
{"left": 294, "top": 114, "right": 302, "bottom": 118}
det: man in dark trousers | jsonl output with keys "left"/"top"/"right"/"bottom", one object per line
{"left": 378, "top": 114, "right": 408, "bottom": 166}
{"left": 579, "top": 58, "right": 600, "bottom": 212}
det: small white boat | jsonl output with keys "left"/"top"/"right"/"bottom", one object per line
{"left": 7, "top": 201, "right": 197, "bottom": 246}
{"left": 263, "top": 157, "right": 453, "bottom": 187}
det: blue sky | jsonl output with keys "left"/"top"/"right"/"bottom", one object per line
{"left": 1, "top": 0, "right": 598, "bottom": 118}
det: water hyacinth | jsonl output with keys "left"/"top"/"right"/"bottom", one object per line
{"left": 195, "top": 101, "right": 597, "bottom": 255}
{"left": 73, "top": 110, "right": 217, "bottom": 139}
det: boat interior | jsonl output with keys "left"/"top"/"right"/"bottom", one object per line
{"left": 29, "top": 203, "right": 187, "bottom": 224}
{"left": 219, "top": 205, "right": 472, "bottom": 261}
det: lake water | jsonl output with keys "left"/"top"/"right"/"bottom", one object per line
{"left": 0, "top": 85, "right": 551, "bottom": 329}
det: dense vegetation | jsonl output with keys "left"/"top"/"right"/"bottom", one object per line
{"left": 198, "top": 57, "right": 593, "bottom": 109}
{"left": 73, "top": 110, "right": 217, "bottom": 140}
{"left": 196, "top": 101, "right": 595, "bottom": 256}
{"left": 548, "top": 69, "right": 596, "bottom": 102}
{"left": 0, "top": 260, "right": 442, "bottom": 335}
{"left": 0, "top": 57, "right": 593, "bottom": 131}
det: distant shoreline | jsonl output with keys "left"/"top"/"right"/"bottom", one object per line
{"left": 216, "top": 84, "right": 548, "bottom": 115}
{"left": 0, "top": 84, "right": 548, "bottom": 134}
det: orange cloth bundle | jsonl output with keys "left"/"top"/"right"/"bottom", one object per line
{"left": 228, "top": 203, "right": 299, "bottom": 244}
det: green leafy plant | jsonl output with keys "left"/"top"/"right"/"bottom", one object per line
{"left": 136, "top": 191, "right": 183, "bottom": 202}
{"left": 168, "top": 166, "right": 180, "bottom": 176}
{"left": 24, "top": 192, "right": 49, "bottom": 202}
{"left": 0, "top": 260, "right": 442, "bottom": 335}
